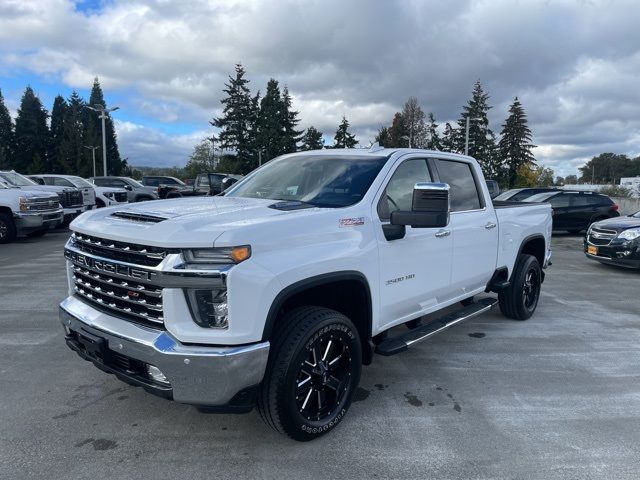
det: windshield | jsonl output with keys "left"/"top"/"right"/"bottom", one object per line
{"left": 0, "top": 171, "right": 38, "bottom": 187}
{"left": 68, "top": 176, "right": 93, "bottom": 188}
{"left": 226, "top": 154, "right": 388, "bottom": 208}
{"left": 632, "top": 211, "right": 640, "bottom": 218}
{"left": 494, "top": 189, "right": 521, "bottom": 201}
{"left": 125, "top": 178, "right": 144, "bottom": 188}
{"left": 525, "top": 192, "right": 557, "bottom": 202}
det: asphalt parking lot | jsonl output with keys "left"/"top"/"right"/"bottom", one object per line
{"left": 1, "top": 230, "right": 639, "bottom": 479}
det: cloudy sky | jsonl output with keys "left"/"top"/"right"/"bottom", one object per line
{"left": 1, "top": 0, "right": 638, "bottom": 176}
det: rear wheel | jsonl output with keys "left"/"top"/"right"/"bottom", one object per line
{"left": 498, "top": 254, "right": 541, "bottom": 320}
{"left": 0, "top": 213, "right": 17, "bottom": 244}
{"left": 257, "top": 306, "right": 361, "bottom": 441}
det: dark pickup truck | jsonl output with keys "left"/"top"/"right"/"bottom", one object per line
{"left": 142, "top": 174, "right": 242, "bottom": 199}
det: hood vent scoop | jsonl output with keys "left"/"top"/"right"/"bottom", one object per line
{"left": 110, "top": 211, "right": 168, "bottom": 223}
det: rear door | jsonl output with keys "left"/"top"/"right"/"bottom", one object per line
{"left": 433, "top": 158, "right": 498, "bottom": 296}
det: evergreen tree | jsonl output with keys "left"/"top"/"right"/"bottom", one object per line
{"left": 48, "top": 95, "right": 68, "bottom": 173}
{"left": 455, "top": 81, "right": 500, "bottom": 178}
{"left": 333, "top": 116, "right": 357, "bottom": 148}
{"left": 498, "top": 97, "right": 536, "bottom": 188}
{"left": 58, "top": 91, "right": 86, "bottom": 176}
{"left": 441, "top": 122, "right": 456, "bottom": 152}
{"left": 425, "top": 112, "right": 441, "bottom": 150}
{"left": 401, "top": 97, "right": 427, "bottom": 148}
{"left": 300, "top": 126, "right": 324, "bottom": 150}
{"left": 256, "top": 79, "right": 284, "bottom": 162}
{"left": 375, "top": 125, "right": 391, "bottom": 147}
{"left": 0, "top": 89, "right": 15, "bottom": 169}
{"left": 212, "top": 64, "right": 258, "bottom": 173}
{"left": 281, "top": 86, "right": 302, "bottom": 153}
{"left": 87, "top": 77, "right": 124, "bottom": 175}
{"left": 389, "top": 112, "right": 408, "bottom": 147}
{"left": 14, "top": 86, "right": 49, "bottom": 173}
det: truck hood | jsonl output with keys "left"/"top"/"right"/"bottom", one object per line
{"left": 70, "top": 196, "right": 322, "bottom": 247}
{"left": 17, "top": 184, "right": 77, "bottom": 194}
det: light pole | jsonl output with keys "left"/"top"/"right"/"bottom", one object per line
{"left": 464, "top": 116, "right": 484, "bottom": 156}
{"left": 83, "top": 145, "right": 100, "bottom": 177}
{"left": 86, "top": 104, "right": 120, "bottom": 175}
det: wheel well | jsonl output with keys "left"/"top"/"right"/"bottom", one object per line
{"left": 96, "top": 198, "right": 105, "bottom": 207}
{"left": 263, "top": 273, "right": 374, "bottom": 365}
{"left": 0, "top": 206, "right": 13, "bottom": 216}
{"left": 519, "top": 235, "right": 545, "bottom": 268}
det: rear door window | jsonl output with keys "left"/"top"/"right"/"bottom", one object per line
{"left": 549, "top": 194, "right": 571, "bottom": 208}
{"left": 435, "top": 159, "right": 482, "bottom": 211}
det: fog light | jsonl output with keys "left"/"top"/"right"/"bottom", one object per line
{"left": 146, "top": 364, "right": 169, "bottom": 384}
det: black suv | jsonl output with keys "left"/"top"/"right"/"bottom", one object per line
{"left": 525, "top": 190, "right": 620, "bottom": 233}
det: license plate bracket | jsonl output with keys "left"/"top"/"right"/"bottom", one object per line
{"left": 76, "top": 329, "right": 109, "bottom": 362}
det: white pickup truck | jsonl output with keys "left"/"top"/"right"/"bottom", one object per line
{"left": 59, "top": 148, "right": 552, "bottom": 441}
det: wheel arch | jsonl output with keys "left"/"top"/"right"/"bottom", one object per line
{"left": 262, "top": 271, "right": 374, "bottom": 365}
{"left": 516, "top": 234, "right": 546, "bottom": 281}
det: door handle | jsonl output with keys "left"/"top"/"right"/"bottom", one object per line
{"left": 435, "top": 229, "right": 451, "bottom": 238}
{"left": 485, "top": 222, "right": 497, "bottom": 230}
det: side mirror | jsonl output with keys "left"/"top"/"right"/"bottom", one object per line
{"left": 390, "top": 182, "right": 450, "bottom": 228}
{"left": 124, "top": 185, "right": 133, "bottom": 191}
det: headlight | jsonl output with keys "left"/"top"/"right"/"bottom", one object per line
{"left": 18, "top": 196, "right": 28, "bottom": 212}
{"left": 185, "top": 289, "right": 228, "bottom": 328}
{"left": 618, "top": 228, "right": 640, "bottom": 241}
{"left": 182, "top": 246, "right": 251, "bottom": 267}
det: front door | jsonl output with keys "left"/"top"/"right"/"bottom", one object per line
{"left": 374, "top": 156, "right": 453, "bottom": 332}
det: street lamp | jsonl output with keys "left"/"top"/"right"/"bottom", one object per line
{"left": 464, "top": 116, "right": 484, "bottom": 156}
{"left": 83, "top": 145, "right": 100, "bottom": 177}
{"left": 86, "top": 104, "right": 120, "bottom": 175}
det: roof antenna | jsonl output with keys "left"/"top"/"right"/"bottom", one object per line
{"left": 369, "top": 142, "right": 384, "bottom": 153}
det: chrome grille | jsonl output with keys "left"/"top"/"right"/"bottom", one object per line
{"left": 28, "top": 198, "right": 60, "bottom": 211}
{"left": 71, "top": 265, "right": 164, "bottom": 325}
{"left": 588, "top": 227, "right": 617, "bottom": 246}
{"left": 58, "top": 190, "right": 84, "bottom": 208}
{"left": 70, "top": 232, "right": 174, "bottom": 266}
{"left": 113, "top": 192, "right": 128, "bottom": 202}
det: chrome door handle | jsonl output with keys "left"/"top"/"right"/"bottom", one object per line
{"left": 435, "top": 229, "right": 451, "bottom": 238}
{"left": 485, "top": 222, "right": 497, "bottom": 230}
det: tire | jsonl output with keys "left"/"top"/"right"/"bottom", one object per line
{"left": 498, "top": 254, "right": 542, "bottom": 321}
{"left": 257, "top": 306, "right": 362, "bottom": 441}
{"left": 135, "top": 196, "right": 152, "bottom": 202}
{"left": 96, "top": 199, "right": 105, "bottom": 208}
{"left": 0, "top": 213, "right": 17, "bottom": 244}
{"left": 26, "top": 226, "right": 49, "bottom": 238}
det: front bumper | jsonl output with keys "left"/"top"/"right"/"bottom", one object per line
{"left": 14, "top": 209, "right": 64, "bottom": 231}
{"left": 584, "top": 239, "right": 640, "bottom": 269}
{"left": 59, "top": 296, "right": 270, "bottom": 409}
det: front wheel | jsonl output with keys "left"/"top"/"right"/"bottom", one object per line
{"left": 257, "top": 306, "right": 362, "bottom": 441}
{"left": 498, "top": 254, "right": 541, "bottom": 320}
{"left": 0, "top": 213, "right": 17, "bottom": 244}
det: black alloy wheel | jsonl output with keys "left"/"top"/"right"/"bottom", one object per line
{"left": 498, "top": 254, "right": 541, "bottom": 321}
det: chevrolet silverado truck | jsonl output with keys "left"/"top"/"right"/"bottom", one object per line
{"left": 59, "top": 148, "right": 552, "bottom": 441}
{"left": 0, "top": 180, "right": 63, "bottom": 243}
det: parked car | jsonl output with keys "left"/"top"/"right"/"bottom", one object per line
{"left": 584, "top": 210, "right": 640, "bottom": 269}
{"left": 0, "top": 170, "right": 85, "bottom": 225}
{"left": 0, "top": 180, "right": 63, "bottom": 243}
{"left": 60, "top": 147, "right": 552, "bottom": 441}
{"left": 89, "top": 176, "right": 159, "bottom": 202}
{"left": 494, "top": 187, "right": 558, "bottom": 202}
{"left": 485, "top": 179, "right": 501, "bottom": 199}
{"left": 147, "top": 173, "right": 243, "bottom": 199}
{"left": 92, "top": 186, "right": 129, "bottom": 208}
{"left": 525, "top": 190, "right": 619, "bottom": 233}
{"left": 141, "top": 176, "right": 186, "bottom": 188}
{"left": 142, "top": 175, "right": 201, "bottom": 199}
{"left": 29, "top": 174, "right": 97, "bottom": 211}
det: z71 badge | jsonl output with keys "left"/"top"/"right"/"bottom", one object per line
{"left": 339, "top": 217, "right": 365, "bottom": 227}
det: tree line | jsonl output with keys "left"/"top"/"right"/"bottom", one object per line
{"left": 0, "top": 78, "right": 127, "bottom": 177}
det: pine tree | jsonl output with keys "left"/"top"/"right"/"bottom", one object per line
{"left": 401, "top": 97, "right": 427, "bottom": 148}
{"left": 212, "top": 64, "right": 258, "bottom": 173}
{"left": 425, "top": 113, "right": 441, "bottom": 150}
{"left": 58, "top": 91, "right": 86, "bottom": 176}
{"left": 14, "top": 86, "right": 49, "bottom": 173}
{"left": 455, "top": 81, "right": 500, "bottom": 178}
{"left": 389, "top": 112, "right": 408, "bottom": 147}
{"left": 256, "top": 79, "right": 284, "bottom": 163}
{"left": 333, "top": 116, "right": 357, "bottom": 148}
{"left": 48, "top": 95, "right": 67, "bottom": 173}
{"left": 498, "top": 97, "right": 536, "bottom": 188}
{"left": 0, "top": 89, "right": 15, "bottom": 169}
{"left": 375, "top": 126, "right": 391, "bottom": 147}
{"left": 441, "top": 122, "right": 456, "bottom": 152}
{"left": 281, "top": 87, "right": 302, "bottom": 153}
{"left": 88, "top": 77, "right": 124, "bottom": 175}
{"left": 300, "top": 126, "right": 324, "bottom": 150}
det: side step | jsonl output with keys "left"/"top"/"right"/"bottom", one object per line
{"left": 375, "top": 297, "right": 498, "bottom": 356}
